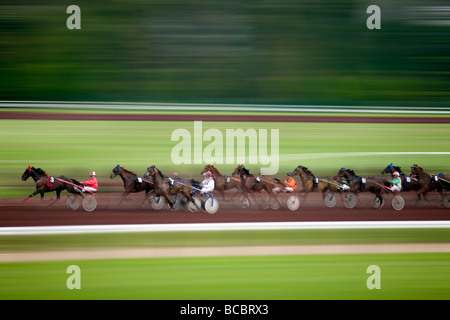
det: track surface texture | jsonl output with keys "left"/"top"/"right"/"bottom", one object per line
{"left": 1, "top": 111, "right": 450, "bottom": 228}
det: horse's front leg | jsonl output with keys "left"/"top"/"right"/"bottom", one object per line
{"left": 163, "top": 192, "right": 174, "bottom": 210}
{"left": 23, "top": 189, "right": 40, "bottom": 202}
{"left": 117, "top": 191, "right": 130, "bottom": 207}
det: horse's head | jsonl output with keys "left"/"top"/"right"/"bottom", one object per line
{"left": 292, "top": 165, "right": 304, "bottom": 176}
{"left": 410, "top": 164, "right": 423, "bottom": 176}
{"left": 21, "top": 165, "right": 32, "bottom": 181}
{"left": 334, "top": 167, "right": 346, "bottom": 180}
{"left": 381, "top": 163, "right": 393, "bottom": 175}
{"left": 22, "top": 166, "right": 45, "bottom": 181}
{"left": 110, "top": 164, "right": 120, "bottom": 179}
{"left": 201, "top": 165, "right": 211, "bottom": 175}
{"left": 144, "top": 165, "right": 156, "bottom": 179}
{"left": 232, "top": 165, "right": 243, "bottom": 177}
{"left": 335, "top": 168, "right": 356, "bottom": 181}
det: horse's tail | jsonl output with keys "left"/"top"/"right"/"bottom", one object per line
{"left": 71, "top": 178, "right": 83, "bottom": 186}
{"left": 190, "top": 179, "right": 201, "bottom": 189}
{"left": 59, "top": 175, "right": 82, "bottom": 186}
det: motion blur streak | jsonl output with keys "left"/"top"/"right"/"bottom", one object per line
{"left": 1, "top": 0, "right": 449, "bottom": 107}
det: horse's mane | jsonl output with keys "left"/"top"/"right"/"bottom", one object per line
{"left": 411, "top": 164, "right": 425, "bottom": 174}
{"left": 394, "top": 166, "right": 404, "bottom": 174}
{"left": 32, "top": 167, "right": 46, "bottom": 175}
{"left": 155, "top": 167, "right": 166, "bottom": 178}
{"left": 121, "top": 167, "right": 137, "bottom": 176}
{"left": 208, "top": 165, "right": 221, "bottom": 174}
{"left": 190, "top": 179, "right": 201, "bottom": 189}
{"left": 301, "top": 166, "right": 313, "bottom": 176}
{"left": 345, "top": 169, "right": 358, "bottom": 177}
{"left": 241, "top": 166, "right": 253, "bottom": 177}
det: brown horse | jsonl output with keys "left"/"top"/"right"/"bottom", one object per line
{"left": 292, "top": 165, "right": 342, "bottom": 206}
{"left": 231, "top": 165, "right": 283, "bottom": 208}
{"left": 110, "top": 164, "right": 154, "bottom": 207}
{"left": 143, "top": 165, "right": 199, "bottom": 210}
{"left": 21, "top": 165, "right": 83, "bottom": 203}
{"left": 200, "top": 164, "right": 241, "bottom": 201}
{"left": 409, "top": 164, "right": 449, "bottom": 198}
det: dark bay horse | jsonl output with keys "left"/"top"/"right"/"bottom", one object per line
{"left": 409, "top": 164, "right": 448, "bottom": 198}
{"left": 231, "top": 165, "right": 282, "bottom": 208}
{"left": 334, "top": 168, "right": 387, "bottom": 206}
{"left": 21, "top": 165, "right": 83, "bottom": 203}
{"left": 110, "top": 165, "right": 154, "bottom": 206}
{"left": 143, "top": 165, "right": 199, "bottom": 210}
{"left": 200, "top": 164, "right": 241, "bottom": 201}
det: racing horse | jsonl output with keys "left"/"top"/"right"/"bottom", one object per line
{"left": 334, "top": 168, "right": 388, "bottom": 207}
{"left": 21, "top": 165, "right": 83, "bottom": 203}
{"left": 409, "top": 164, "right": 449, "bottom": 198}
{"left": 231, "top": 165, "right": 283, "bottom": 208}
{"left": 200, "top": 164, "right": 241, "bottom": 201}
{"left": 110, "top": 165, "right": 154, "bottom": 207}
{"left": 381, "top": 163, "right": 424, "bottom": 194}
{"left": 291, "top": 165, "right": 342, "bottom": 206}
{"left": 143, "top": 165, "right": 199, "bottom": 210}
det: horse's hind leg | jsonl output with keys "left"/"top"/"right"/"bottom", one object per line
{"left": 229, "top": 190, "right": 241, "bottom": 203}
{"left": 48, "top": 190, "right": 62, "bottom": 206}
{"left": 185, "top": 191, "right": 202, "bottom": 211}
{"left": 116, "top": 191, "right": 130, "bottom": 207}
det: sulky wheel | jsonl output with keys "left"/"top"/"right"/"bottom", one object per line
{"left": 187, "top": 197, "right": 202, "bottom": 212}
{"left": 150, "top": 195, "right": 165, "bottom": 210}
{"left": 239, "top": 195, "right": 251, "bottom": 209}
{"left": 324, "top": 191, "right": 337, "bottom": 208}
{"left": 66, "top": 195, "right": 80, "bottom": 210}
{"left": 201, "top": 197, "right": 219, "bottom": 214}
{"left": 392, "top": 195, "right": 405, "bottom": 211}
{"left": 82, "top": 195, "right": 97, "bottom": 212}
{"left": 344, "top": 192, "right": 357, "bottom": 209}
{"left": 170, "top": 196, "right": 181, "bottom": 211}
{"left": 286, "top": 195, "right": 301, "bottom": 211}
{"left": 372, "top": 195, "right": 384, "bottom": 209}
{"left": 443, "top": 194, "right": 450, "bottom": 209}
{"left": 269, "top": 197, "right": 280, "bottom": 210}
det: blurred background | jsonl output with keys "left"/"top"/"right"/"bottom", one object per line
{"left": 1, "top": 0, "right": 450, "bottom": 107}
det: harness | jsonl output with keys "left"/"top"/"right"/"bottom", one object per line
{"left": 359, "top": 177, "right": 366, "bottom": 192}
{"left": 37, "top": 175, "right": 54, "bottom": 188}
{"left": 312, "top": 177, "right": 319, "bottom": 191}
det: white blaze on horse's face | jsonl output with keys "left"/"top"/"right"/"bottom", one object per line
{"left": 171, "top": 121, "right": 279, "bottom": 175}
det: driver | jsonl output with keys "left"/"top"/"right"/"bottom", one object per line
{"left": 81, "top": 171, "right": 98, "bottom": 193}
{"left": 201, "top": 171, "right": 215, "bottom": 193}
{"left": 390, "top": 171, "right": 402, "bottom": 192}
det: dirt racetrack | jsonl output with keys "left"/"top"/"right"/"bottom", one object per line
{"left": 1, "top": 191, "right": 450, "bottom": 227}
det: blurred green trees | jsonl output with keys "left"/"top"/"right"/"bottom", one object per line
{"left": 1, "top": 0, "right": 449, "bottom": 107}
